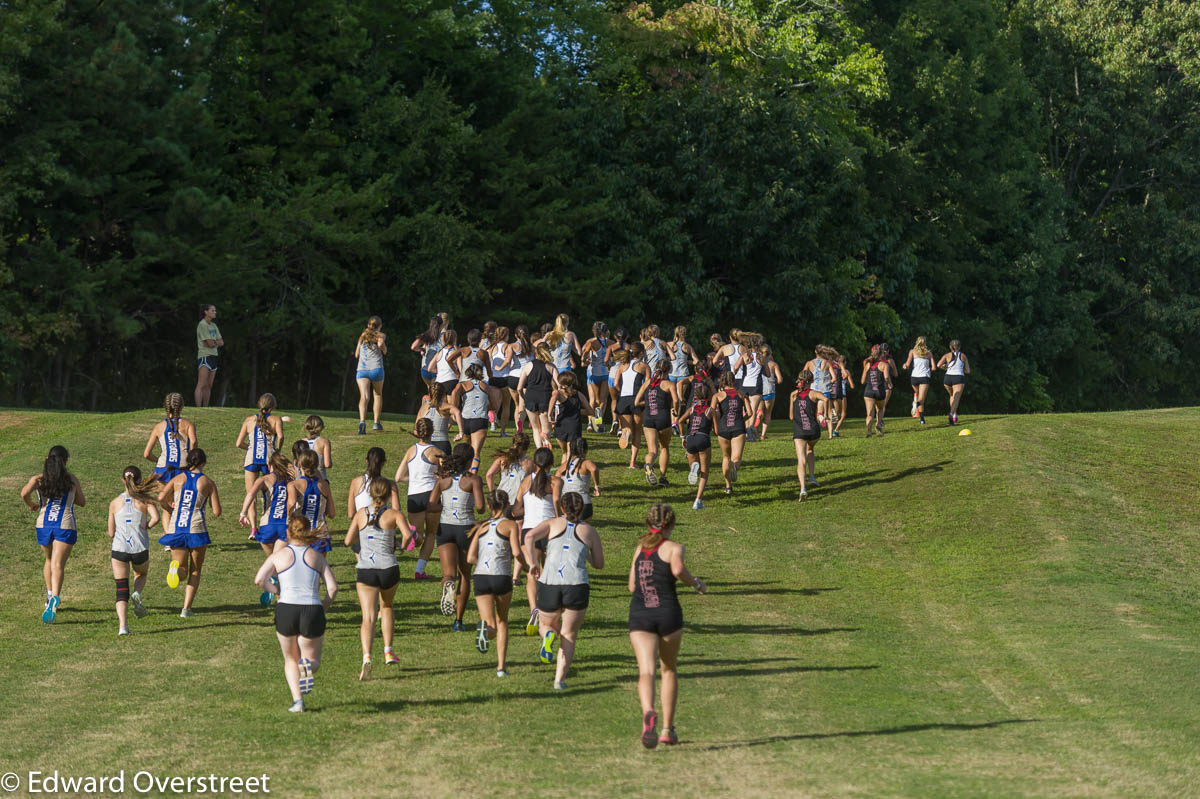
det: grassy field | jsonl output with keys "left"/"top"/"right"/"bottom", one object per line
{"left": 1, "top": 405, "right": 1198, "bottom": 798}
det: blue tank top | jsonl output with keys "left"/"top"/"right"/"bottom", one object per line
{"left": 162, "top": 417, "right": 185, "bottom": 468}
{"left": 172, "top": 471, "right": 205, "bottom": 535}
{"left": 588, "top": 338, "right": 609, "bottom": 376}
{"left": 670, "top": 342, "right": 689, "bottom": 378}
{"left": 300, "top": 476, "right": 324, "bottom": 530}
{"left": 811, "top": 358, "right": 830, "bottom": 393}
{"left": 264, "top": 479, "right": 289, "bottom": 528}
{"left": 250, "top": 412, "right": 272, "bottom": 467}
{"left": 553, "top": 338, "right": 572, "bottom": 371}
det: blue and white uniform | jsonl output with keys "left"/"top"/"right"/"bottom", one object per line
{"left": 301, "top": 437, "right": 328, "bottom": 482}
{"left": 645, "top": 338, "right": 666, "bottom": 371}
{"left": 490, "top": 343, "right": 511, "bottom": 387}
{"left": 536, "top": 521, "right": 592, "bottom": 612}
{"left": 460, "top": 380, "right": 489, "bottom": 435}
{"left": 256, "top": 478, "right": 290, "bottom": 546}
{"left": 552, "top": 337, "right": 573, "bottom": 374}
{"left": 298, "top": 476, "right": 330, "bottom": 553}
{"left": 762, "top": 363, "right": 777, "bottom": 402}
{"left": 154, "top": 417, "right": 190, "bottom": 483}
{"left": 669, "top": 342, "right": 690, "bottom": 382}
{"left": 158, "top": 471, "right": 211, "bottom": 549}
{"left": 421, "top": 339, "right": 442, "bottom": 379}
{"left": 36, "top": 486, "right": 77, "bottom": 547}
{"left": 587, "top": 337, "right": 609, "bottom": 385}
{"left": 606, "top": 341, "right": 627, "bottom": 387}
{"left": 562, "top": 457, "right": 594, "bottom": 520}
{"left": 112, "top": 492, "right": 149, "bottom": 558}
{"left": 473, "top": 518, "right": 514, "bottom": 596}
{"left": 243, "top": 414, "right": 277, "bottom": 474}
{"left": 356, "top": 340, "right": 385, "bottom": 383}
{"left": 811, "top": 358, "right": 831, "bottom": 396}
{"left": 354, "top": 508, "right": 398, "bottom": 572}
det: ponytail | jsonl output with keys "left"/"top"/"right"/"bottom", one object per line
{"left": 122, "top": 465, "right": 160, "bottom": 505}
{"left": 641, "top": 503, "right": 676, "bottom": 548}
{"left": 268, "top": 452, "right": 291, "bottom": 482}
{"left": 562, "top": 493, "right": 584, "bottom": 523}
{"left": 530, "top": 447, "right": 553, "bottom": 499}
{"left": 40, "top": 446, "right": 71, "bottom": 500}
{"left": 365, "top": 446, "right": 387, "bottom": 480}
{"left": 495, "top": 431, "right": 531, "bottom": 469}
{"left": 255, "top": 393, "right": 276, "bottom": 437}
{"left": 186, "top": 448, "right": 207, "bottom": 470}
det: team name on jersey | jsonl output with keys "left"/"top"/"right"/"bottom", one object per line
{"left": 176, "top": 488, "right": 195, "bottom": 526}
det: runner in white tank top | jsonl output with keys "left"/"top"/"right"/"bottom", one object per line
{"left": 468, "top": 496, "right": 525, "bottom": 674}
{"left": 107, "top": 467, "right": 161, "bottom": 635}
{"left": 346, "top": 483, "right": 411, "bottom": 677}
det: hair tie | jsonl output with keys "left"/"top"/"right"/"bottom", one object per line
{"left": 649, "top": 526, "right": 662, "bottom": 534}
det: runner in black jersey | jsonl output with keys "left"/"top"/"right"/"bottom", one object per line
{"left": 790, "top": 369, "right": 828, "bottom": 501}
{"left": 860, "top": 344, "right": 892, "bottom": 437}
{"left": 709, "top": 371, "right": 750, "bottom": 496}
{"left": 628, "top": 503, "right": 706, "bottom": 748}
{"left": 634, "top": 360, "right": 679, "bottom": 488}
{"left": 676, "top": 383, "right": 715, "bottom": 510}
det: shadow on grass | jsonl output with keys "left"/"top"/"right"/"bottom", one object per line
{"left": 817, "top": 461, "right": 952, "bottom": 497}
{"left": 694, "top": 718, "right": 1037, "bottom": 751}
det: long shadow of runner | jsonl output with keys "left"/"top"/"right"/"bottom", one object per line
{"left": 818, "top": 461, "right": 951, "bottom": 498}
{"left": 695, "top": 718, "right": 1037, "bottom": 751}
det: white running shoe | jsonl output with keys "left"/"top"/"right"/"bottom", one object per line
{"left": 298, "top": 658, "right": 315, "bottom": 693}
{"left": 799, "top": 490, "right": 808, "bottom": 502}
{"left": 808, "top": 477, "right": 820, "bottom": 487}
{"left": 439, "top": 580, "right": 456, "bottom": 616}
{"left": 118, "top": 627, "right": 130, "bottom": 636}
{"left": 359, "top": 658, "right": 372, "bottom": 682}
{"left": 692, "top": 498, "right": 705, "bottom": 510}
{"left": 131, "top": 591, "right": 147, "bottom": 619}
{"left": 288, "top": 699, "right": 305, "bottom": 713}
{"left": 179, "top": 608, "right": 194, "bottom": 619}
{"left": 689, "top": 462, "right": 700, "bottom": 485}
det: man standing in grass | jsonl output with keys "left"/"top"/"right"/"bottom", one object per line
{"left": 195, "top": 304, "right": 224, "bottom": 407}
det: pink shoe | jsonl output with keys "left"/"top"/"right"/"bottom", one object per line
{"left": 488, "top": 410, "right": 496, "bottom": 424}
{"left": 406, "top": 526, "right": 417, "bottom": 551}
{"left": 641, "top": 710, "right": 659, "bottom": 749}
{"left": 414, "top": 571, "right": 432, "bottom": 581}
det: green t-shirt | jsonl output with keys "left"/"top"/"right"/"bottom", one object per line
{"left": 197, "top": 321, "right": 222, "bottom": 357}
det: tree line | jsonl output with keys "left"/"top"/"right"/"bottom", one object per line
{"left": 2, "top": 0, "right": 1197, "bottom": 413}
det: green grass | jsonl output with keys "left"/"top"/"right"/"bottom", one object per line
{"left": 1, "top": 405, "right": 1198, "bottom": 798}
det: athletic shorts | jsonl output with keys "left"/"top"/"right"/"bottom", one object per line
{"left": 275, "top": 602, "right": 326, "bottom": 638}
{"left": 420, "top": 369, "right": 436, "bottom": 381}
{"left": 762, "top": 393, "right": 776, "bottom": 402}
{"left": 473, "top": 574, "right": 513, "bottom": 596}
{"left": 521, "top": 527, "right": 548, "bottom": 552}
{"left": 157, "top": 531, "right": 210, "bottom": 549}
{"left": 684, "top": 434, "right": 711, "bottom": 454}
{"left": 607, "top": 375, "right": 616, "bottom": 387}
{"left": 357, "top": 566, "right": 400, "bottom": 590}
{"left": 437, "top": 379, "right": 458, "bottom": 398}
{"left": 718, "top": 428, "right": 746, "bottom": 440}
{"left": 431, "top": 440, "right": 451, "bottom": 455}
{"left": 944, "top": 375, "right": 965, "bottom": 386}
{"left": 741, "top": 381, "right": 763, "bottom": 397}
{"left": 244, "top": 463, "right": 269, "bottom": 474}
{"left": 407, "top": 491, "right": 431, "bottom": 514}
{"left": 111, "top": 549, "right": 149, "bottom": 565}
{"left": 557, "top": 367, "right": 574, "bottom": 375}
{"left": 255, "top": 524, "right": 288, "bottom": 545}
{"left": 437, "top": 522, "right": 472, "bottom": 550}
{"left": 536, "top": 582, "right": 590, "bottom": 612}
{"left": 153, "top": 466, "right": 184, "bottom": 483}
{"left": 462, "top": 417, "right": 488, "bottom": 435}
{"left": 615, "top": 396, "right": 638, "bottom": 415}
{"left": 628, "top": 607, "right": 683, "bottom": 637}
{"left": 794, "top": 432, "right": 821, "bottom": 442}
{"left": 36, "top": 527, "right": 77, "bottom": 547}
{"left": 197, "top": 355, "right": 219, "bottom": 372}
{"left": 356, "top": 368, "right": 385, "bottom": 382}
{"left": 911, "top": 377, "right": 930, "bottom": 387}
{"left": 587, "top": 374, "right": 607, "bottom": 385}
{"left": 864, "top": 389, "right": 885, "bottom": 400}
{"left": 489, "top": 378, "right": 508, "bottom": 390}
{"left": 668, "top": 374, "right": 688, "bottom": 382}
{"left": 506, "top": 376, "right": 521, "bottom": 391}
{"left": 525, "top": 394, "right": 550, "bottom": 413}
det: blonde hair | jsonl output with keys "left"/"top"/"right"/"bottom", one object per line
{"left": 304, "top": 415, "right": 324, "bottom": 437}
{"left": 288, "top": 514, "right": 318, "bottom": 545}
{"left": 369, "top": 477, "right": 392, "bottom": 509}
{"left": 673, "top": 325, "right": 687, "bottom": 341}
{"left": 547, "top": 313, "right": 570, "bottom": 347}
{"left": 122, "top": 466, "right": 161, "bottom": 505}
{"left": 297, "top": 450, "right": 321, "bottom": 479}
{"left": 913, "top": 336, "right": 931, "bottom": 358}
{"left": 359, "top": 316, "right": 383, "bottom": 346}
{"left": 641, "top": 503, "right": 676, "bottom": 548}
{"left": 535, "top": 343, "right": 553, "bottom": 363}
{"left": 645, "top": 324, "right": 660, "bottom": 340}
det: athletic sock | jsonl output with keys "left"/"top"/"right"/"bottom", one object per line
{"left": 416, "top": 559, "right": 428, "bottom": 573}
{"left": 384, "top": 646, "right": 394, "bottom": 654}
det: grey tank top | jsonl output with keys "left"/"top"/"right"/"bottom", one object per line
{"left": 540, "top": 522, "right": 590, "bottom": 586}
{"left": 474, "top": 518, "right": 512, "bottom": 577}
{"left": 439, "top": 475, "right": 475, "bottom": 526}
{"left": 355, "top": 507, "right": 398, "bottom": 570}
{"left": 113, "top": 493, "right": 149, "bottom": 554}
{"left": 426, "top": 407, "right": 450, "bottom": 442}
{"left": 462, "top": 381, "right": 488, "bottom": 419}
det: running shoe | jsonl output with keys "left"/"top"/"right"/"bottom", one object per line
{"left": 641, "top": 710, "right": 659, "bottom": 749}
{"left": 166, "top": 560, "right": 181, "bottom": 589}
{"left": 358, "top": 422, "right": 366, "bottom": 435}
{"left": 476, "top": 619, "right": 490, "bottom": 653}
{"left": 692, "top": 498, "right": 705, "bottom": 510}
{"left": 723, "top": 486, "right": 732, "bottom": 496}
{"left": 609, "top": 420, "right": 619, "bottom": 434}
{"left": 119, "top": 627, "right": 130, "bottom": 636}
{"left": 553, "top": 681, "right": 568, "bottom": 691}
{"left": 517, "top": 418, "right": 525, "bottom": 433}
{"left": 730, "top": 461, "right": 739, "bottom": 483}
{"left": 488, "top": 410, "right": 496, "bottom": 424}
{"left": 359, "top": 657, "right": 372, "bottom": 681}
{"left": 299, "top": 658, "right": 315, "bottom": 693}
{"left": 618, "top": 429, "right": 630, "bottom": 450}
{"left": 920, "top": 418, "right": 926, "bottom": 426}
{"left": 451, "top": 619, "right": 467, "bottom": 632}
{"left": 659, "top": 727, "right": 679, "bottom": 745}
{"left": 43, "top": 592, "right": 50, "bottom": 613}
{"left": 259, "top": 589, "right": 273, "bottom": 607}
{"left": 658, "top": 476, "right": 670, "bottom": 487}
{"left": 179, "top": 608, "right": 194, "bottom": 618}
{"left": 539, "top": 630, "right": 558, "bottom": 664}
{"left": 373, "top": 422, "right": 383, "bottom": 432}
{"left": 526, "top": 609, "right": 539, "bottom": 636}
{"left": 414, "top": 571, "right": 433, "bottom": 581}
{"left": 288, "top": 700, "right": 305, "bottom": 713}
{"left": 832, "top": 430, "right": 841, "bottom": 438}
{"left": 754, "top": 407, "right": 764, "bottom": 427}
{"left": 497, "top": 670, "right": 509, "bottom": 678}
{"left": 405, "top": 527, "right": 418, "bottom": 551}
{"left": 644, "top": 467, "right": 658, "bottom": 487}
{"left": 439, "top": 581, "right": 456, "bottom": 616}
{"left": 798, "top": 490, "right": 808, "bottom": 502}
{"left": 385, "top": 651, "right": 401, "bottom": 666}
{"left": 877, "top": 419, "right": 885, "bottom": 434}
{"left": 809, "top": 477, "right": 820, "bottom": 487}
{"left": 948, "top": 414, "right": 955, "bottom": 426}
{"left": 131, "top": 591, "right": 147, "bottom": 618}
{"left": 689, "top": 462, "right": 700, "bottom": 485}
{"left": 42, "top": 595, "right": 59, "bottom": 624}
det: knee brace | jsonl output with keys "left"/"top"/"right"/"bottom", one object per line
{"left": 116, "top": 577, "right": 130, "bottom": 602}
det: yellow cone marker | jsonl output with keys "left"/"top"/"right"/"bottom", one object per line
{"left": 958, "top": 428, "right": 972, "bottom": 436}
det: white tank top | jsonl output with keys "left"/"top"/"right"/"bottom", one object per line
{"left": 112, "top": 492, "right": 149, "bottom": 554}
{"left": 619, "top": 362, "right": 641, "bottom": 396}
{"left": 474, "top": 518, "right": 512, "bottom": 577}
{"left": 301, "top": 437, "right": 328, "bottom": 481}
{"left": 740, "top": 353, "right": 763, "bottom": 386}
{"left": 278, "top": 544, "right": 321, "bottom": 605}
{"left": 946, "top": 352, "right": 965, "bottom": 376}
{"left": 354, "top": 473, "right": 374, "bottom": 511}
{"left": 521, "top": 483, "right": 555, "bottom": 530}
{"left": 408, "top": 444, "right": 438, "bottom": 495}
{"left": 435, "top": 348, "right": 458, "bottom": 382}
{"left": 490, "top": 343, "right": 510, "bottom": 378}
{"left": 728, "top": 345, "right": 745, "bottom": 374}
{"left": 912, "top": 355, "right": 932, "bottom": 378}
{"left": 354, "top": 508, "right": 398, "bottom": 570}
{"left": 540, "top": 522, "right": 589, "bottom": 586}
{"left": 513, "top": 341, "right": 531, "bottom": 369}
{"left": 562, "top": 458, "right": 592, "bottom": 506}
{"left": 439, "top": 475, "right": 475, "bottom": 525}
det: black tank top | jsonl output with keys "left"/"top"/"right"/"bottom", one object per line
{"left": 526, "top": 360, "right": 551, "bottom": 395}
{"left": 716, "top": 391, "right": 745, "bottom": 434}
{"left": 686, "top": 404, "right": 712, "bottom": 437}
{"left": 793, "top": 389, "right": 820, "bottom": 438}
{"left": 865, "top": 362, "right": 886, "bottom": 394}
{"left": 555, "top": 394, "right": 581, "bottom": 425}
{"left": 642, "top": 383, "right": 670, "bottom": 426}
{"left": 630, "top": 545, "right": 680, "bottom": 614}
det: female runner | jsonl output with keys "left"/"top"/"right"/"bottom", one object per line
{"left": 485, "top": 431, "right": 532, "bottom": 502}
{"left": 634, "top": 360, "right": 679, "bottom": 487}
{"left": 642, "top": 325, "right": 667, "bottom": 374}
{"left": 238, "top": 452, "right": 293, "bottom": 605}
{"left": 467, "top": 491, "right": 526, "bottom": 675}
{"left": 345, "top": 477, "right": 412, "bottom": 678}
{"left": 453, "top": 362, "right": 500, "bottom": 473}
{"left": 502, "top": 325, "right": 534, "bottom": 433}
{"left": 235, "top": 393, "right": 284, "bottom": 537}
{"left": 108, "top": 466, "right": 161, "bottom": 634}
{"left": 289, "top": 450, "right": 335, "bottom": 555}
{"left": 861, "top": 345, "right": 892, "bottom": 436}
{"left": 629, "top": 503, "right": 706, "bottom": 748}
{"left": 757, "top": 346, "right": 784, "bottom": 441}
{"left": 512, "top": 447, "right": 560, "bottom": 635}
{"left": 418, "top": 382, "right": 459, "bottom": 457}
{"left": 833, "top": 353, "right": 854, "bottom": 437}
{"left": 903, "top": 337, "right": 936, "bottom": 425}
{"left": 711, "top": 372, "right": 750, "bottom": 495}
{"left": 677, "top": 383, "right": 715, "bottom": 510}
{"left": 548, "top": 372, "right": 594, "bottom": 464}
{"left": 665, "top": 326, "right": 699, "bottom": 417}
{"left": 143, "top": 393, "right": 196, "bottom": 484}
{"left": 938, "top": 340, "right": 970, "bottom": 425}
{"left": 516, "top": 343, "right": 557, "bottom": 449}
{"left": 254, "top": 514, "right": 338, "bottom": 713}
{"left": 299, "top": 416, "right": 332, "bottom": 481}
{"left": 524, "top": 493, "right": 604, "bottom": 691}
{"left": 487, "top": 326, "right": 513, "bottom": 435}
{"left": 433, "top": 329, "right": 462, "bottom": 399}
{"left": 581, "top": 322, "right": 610, "bottom": 432}
{"left": 412, "top": 314, "right": 446, "bottom": 395}
{"left": 716, "top": 329, "right": 746, "bottom": 379}
{"left": 458, "top": 329, "right": 494, "bottom": 384}
{"left": 790, "top": 370, "right": 829, "bottom": 500}
{"left": 157, "top": 448, "right": 221, "bottom": 617}
{"left": 428, "top": 443, "right": 485, "bottom": 630}
{"left": 21, "top": 446, "right": 85, "bottom": 623}
{"left": 354, "top": 316, "right": 388, "bottom": 434}
{"left": 546, "top": 313, "right": 581, "bottom": 377}
{"left": 738, "top": 337, "right": 766, "bottom": 441}
{"left": 612, "top": 343, "right": 649, "bottom": 467}
{"left": 604, "top": 327, "right": 630, "bottom": 433}
{"left": 558, "top": 437, "right": 600, "bottom": 521}
{"left": 396, "top": 420, "right": 443, "bottom": 580}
